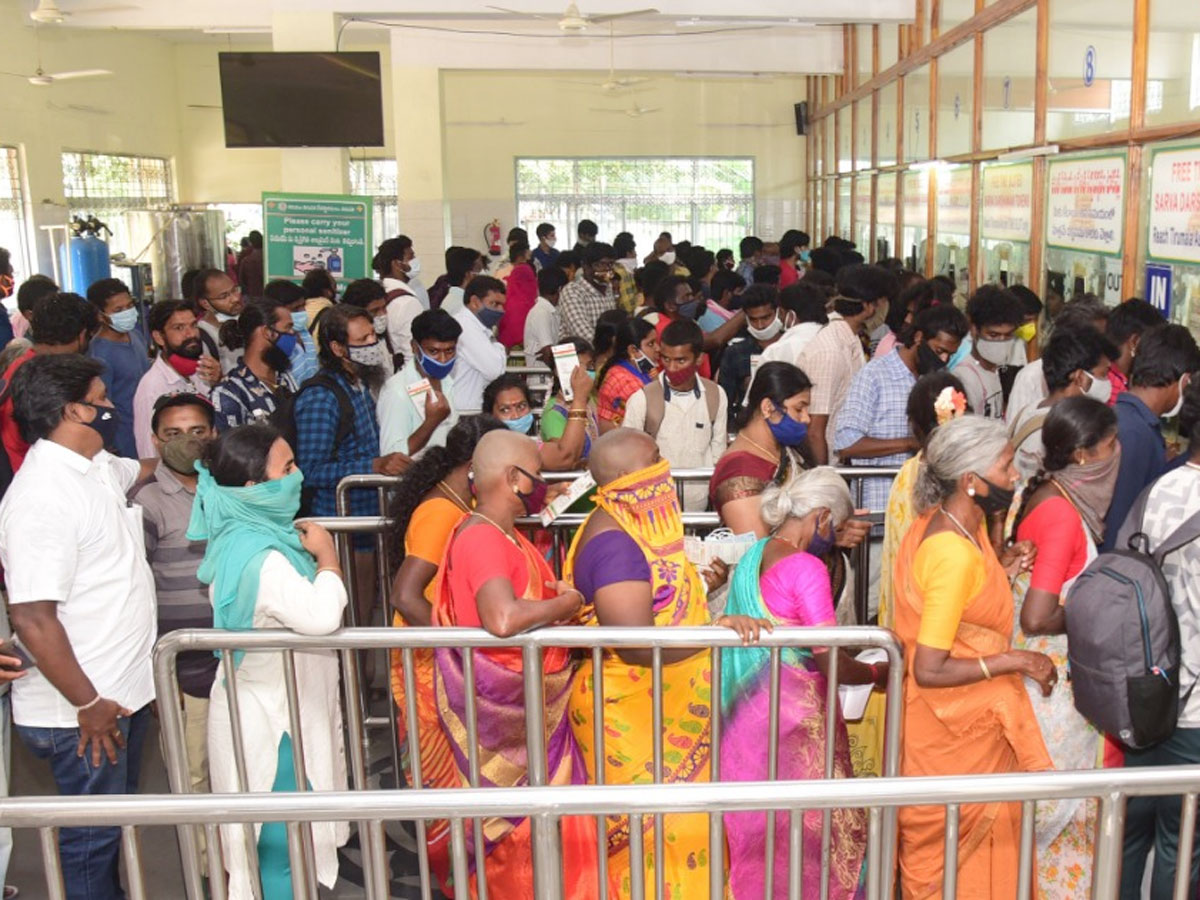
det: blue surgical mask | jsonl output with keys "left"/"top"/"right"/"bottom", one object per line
{"left": 274, "top": 332, "right": 298, "bottom": 357}
{"left": 676, "top": 299, "right": 700, "bottom": 320}
{"left": 419, "top": 348, "right": 456, "bottom": 380}
{"left": 108, "top": 307, "right": 139, "bottom": 334}
{"left": 290, "top": 310, "right": 309, "bottom": 331}
{"left": 766, "top": 404, "right": 809, "bottom": 447}
{"left": 806, "top": 521, "right": 835, "bottom": 558}
{"left": 476, "top": 305, "right": 504, "bottom": 330}
{"left": 504, "top": 412, "right": 534, "bottom": 434}
{"left": 799, "top": 249, "right": 812, "bottom": 264}
{"left": 634, "top": 352, "right": 655, "bottom": 377}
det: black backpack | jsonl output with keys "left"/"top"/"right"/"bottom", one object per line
{"left": 1064, "top": 484, "right": 1200, "bottom": 749}
{"left": 272, "top": 371, "right": 355, "bottom": 516}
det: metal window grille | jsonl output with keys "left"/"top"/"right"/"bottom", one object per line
{"left": 206, "top": 203, "right": 264, "bottom": 246}
{"left": 61, "top": 150, "right": 174, "bottom": 255}
{"left": 0, "top": 147, "right": 32, "bottom": 285}
{"left": 349, "top": 158, "right": 399, "bottom": 247}
{"left": 516, "top": 157, "right": 755, "bottom": 253}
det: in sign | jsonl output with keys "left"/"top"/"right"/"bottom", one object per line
{"left": 1146, "top": 263, "right": 1173, "bottom": 318}
{"left": 1084, "top": 45, "right": 1096, "bottom": 87}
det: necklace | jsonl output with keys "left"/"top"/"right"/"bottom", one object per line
{"left": 470, "top": 510, "right": 518, "bottom": 546}
{"left": 937, "top": 504, "right": 981, "bottom": 550}
{"left": 438, "top": 480, "right": 471, "bottom": 513}
{"left": 741, "top": 433, "right": 781, "bottom": 464}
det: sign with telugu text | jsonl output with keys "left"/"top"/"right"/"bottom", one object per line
{"left": 262, "top": 192, "right": 373, "bottom": 286}
{"left": 1046, "top": 155, "right": 1125, "bottom": 256}
{"left": 1148, "top": 145, "right": 1200, "bottom": 265}
{"left": 936, "top": 165, "right": 973, "bottom": 236}
{"left": 980, "top": 163, "right": 1033, "bottom": 241}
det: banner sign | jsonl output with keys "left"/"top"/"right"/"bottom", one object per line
{"left": 263, "top": 192, "right": 373, "bottom": 285}
{"left": 936, "top": 165, "right": 973, "bottom": 236}
{"left": 1046, "top": 155, "right": 1125, "bottom": 255}
{"left": 980, "top": 163, "right": 1033, "bottom": 241}
{"left": 1147, "top": 145, "right": 1200, "bottom": 265}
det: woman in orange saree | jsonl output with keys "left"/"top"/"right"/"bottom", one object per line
{"left": 891, "top": 415, "right": 1055, "bottom": 899}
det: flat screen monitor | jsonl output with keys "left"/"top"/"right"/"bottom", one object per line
{"left": 218, "top": 51, "right": 385, "bottom": 148}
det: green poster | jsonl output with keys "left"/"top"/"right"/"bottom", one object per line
{"left": 262, "top": 192, "right": 373, "bottom": 285}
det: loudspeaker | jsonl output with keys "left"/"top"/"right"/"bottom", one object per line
{"left": 794, "top": 101, "right": 808, "bottom": 136}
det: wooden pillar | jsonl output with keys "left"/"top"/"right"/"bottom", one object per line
{"left": 1122, "top": 0, "right": 1151, "bottom": 302}
{"left": 1028, "top": 0, "right": 1049, "bottom": 296}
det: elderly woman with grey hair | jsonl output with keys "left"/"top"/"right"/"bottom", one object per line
{"left": 718, "top": 466, "right": 886, "bottom": 898}
{"left": 891, "top": 414, "right": 1056, "bottom": 898}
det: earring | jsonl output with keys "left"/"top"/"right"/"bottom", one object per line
{"left": 967, "top": 483, "right": 976, "bottom": 497}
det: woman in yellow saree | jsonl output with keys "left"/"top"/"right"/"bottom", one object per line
{"left": 892, "top": 415, "right": 1056, "bottom": 899}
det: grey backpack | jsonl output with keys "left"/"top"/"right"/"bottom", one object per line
{"left": 1064, "top": 486, "right": 1200, "bottom": 749}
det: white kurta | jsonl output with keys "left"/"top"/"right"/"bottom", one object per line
{"left": 207, "top": 552, "right": 349, "bottom": 898}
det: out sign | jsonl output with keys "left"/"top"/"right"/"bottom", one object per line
{"left": 1146, "top": 263, "right": 1173, "bottom": 318}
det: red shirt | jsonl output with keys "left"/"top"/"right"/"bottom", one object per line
{"left": 1015, "top": 495, "right": 1090, "bottom": 595}
{"left": 0, "top": 349, "right": 34, "bottom": 473}
{"left": 1108, "top": 367, "right": 1128, "bottom": 406}
{"left": 779, "top": 261, "right": 800, "bottom": 288}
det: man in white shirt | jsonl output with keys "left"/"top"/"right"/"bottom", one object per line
{"left": 374, "top": 236, "right": 425, "bottom": 369}
{"left": 2, "top": 354, "right": 157, "bottom": 900}
{"left": 378, "top": 309, "right": 460, "bottom": 456}
{"left": 439, "top": 247, "right": 484, "bottom": 318}
{"left": 451, "top": 276, "right": 508, "bottom": 411}
{"left": 622, "top": 319, "right": 727, "bottom": 511}
{"left": 132, "top": 300, "right": 220, "bottom": 457}
{"left": 761, "top": 281, "right": 835, "bottom": 367}
{"left": 950, "top": 285, "right": 1025, "bottom": 420}
{"left": 524, "top": 268, "right": 567, "bottom": 366}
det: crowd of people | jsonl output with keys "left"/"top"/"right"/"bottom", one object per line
{"left": 0, "top": 217, "right": 1196, "bottom": 900}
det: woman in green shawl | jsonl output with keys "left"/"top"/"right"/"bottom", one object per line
{"left": 190, "top": 425, "right": 349, "bottom": 900}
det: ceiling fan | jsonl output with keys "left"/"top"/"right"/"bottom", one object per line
{"left": 30, "top": 0, "right": 139, "bottom": 24}
{"left": 562, "top": 24, "right": 650, "bottom": 93}
{"left": 590, "top": 103, "right": 660, "bottom": 118}
{"left": 485, "top": 3, "right": 659, "bottom": 34}
{"left": 1, "top": 66, "right": 113, "bottom": 85}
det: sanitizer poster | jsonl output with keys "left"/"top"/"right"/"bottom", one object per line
{"left": 1046, "top": 155, "right": 1125, "bottom": 256}
{"left": 1148, "top": 145, "right": 1200, "bottom": 266}
{"left": 263, "top": 192, "right": 373, "bottom": 285}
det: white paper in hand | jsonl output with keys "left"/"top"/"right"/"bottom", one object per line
{"left": 837, "top": 648, "right": 888, "bottom": 722}
{"left": 550, "top": 343, "right": 580, "bottom": 402}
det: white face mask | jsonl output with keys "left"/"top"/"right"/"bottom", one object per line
{"left": 405, "top": 257, "right": 421, "bottom": 277}
{"left": 975, "top": 336, "right": 1015, "bottom": 366}
{"left": 373, "top": 314, "right": 388, "bottom": 335}
{"left": 545, "top": 237, "right": 557, "bottom": 249}
{"left": 747, "top": 315, "right": 784, "bottom": 342}
{"left": 1165, "top": 375, "right": 1189, "bottom": 419}
{"left": 1083, "top": 370, "right": 1113, "bottom": 405}
{"left": 348, "top": 339, "right": 388, "bottom": 369}
{"left": 660, "top": 251, "right": 676, "bottom": 266}
{"left": 617, "top": 257, "right": 637, "bottom": 273}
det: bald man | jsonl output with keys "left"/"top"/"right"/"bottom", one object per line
{"left": 427, "top": 428, "right": 599, "bottom": 895}
{"left": 563, "top": 428, "right": 763, "bottom": 894}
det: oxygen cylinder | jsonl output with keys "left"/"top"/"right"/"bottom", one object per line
{"left": 60, "top": 233, "right": 112, "bottom": 293}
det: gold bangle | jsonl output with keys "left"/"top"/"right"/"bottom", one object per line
{"left": 978, "top": 656, "right": 992, "bottom": 680}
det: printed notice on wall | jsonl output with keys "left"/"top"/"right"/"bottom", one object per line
{"left": 1046, "top": 155, "right": 1125, "bottom": 256}
{"left": 1148, "top": 145, "right": 1200, "bottom": 265}
{"left": 980, "top": 163, "right": 1033, "bottom": 241}
{"left": 936, "top": 165, "right": 973, "bottom": 237}
{"left": 263, "top": 192, "right": 373, "bottom": 285}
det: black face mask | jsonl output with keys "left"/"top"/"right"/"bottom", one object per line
{"left": 971, "top": 476, "right": 1015, "bottom": 517}
{"left": 916, "top": 343, "right": 947, "bottom": 375}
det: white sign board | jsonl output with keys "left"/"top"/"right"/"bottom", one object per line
{"left": 1148, "top": 145, "right": 1200, "bottom": 265}
{"left": 1046, "top": 155, "right": 1125, "bottom": 256}
{"left": 980, "top": 163, "right": 1034, "bottom": 241}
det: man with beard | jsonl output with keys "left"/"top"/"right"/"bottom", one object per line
{"left": 210, "top": 297, "right": 299, "bottom": 430}
{"left": 132, "top": 301, "right": 221, "bottom": 457}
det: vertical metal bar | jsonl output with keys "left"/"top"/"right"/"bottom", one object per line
{"left": 788, "top": 808, "right": 805, "bottom": 900}
{"left": 39, "top": 827, "right": 66, "bottom": 900}
{"left": 400, "top": 647, "right": 434, "bottom": 900}
{"left": 942, "top": 804, "right": 960, "bottom": 899}
{"left": 591, "top": 645, "right": 608, "bottom": 898}
{"left": 522, "top": 642, "right": 563, "bottom": 898}
{"left": 866, "top": 806, "right": 882, "bottom": 900}
{"left": 1016, "top": 800, "right": 1036, "bottom": 900}
{"left": 222, "top": 649, "right": 264, "bottom": 900}
{"left": 629, "top": 814, "right": 646, "bottom": 900}
{"left": 121, "top": 825, "right": 148, "bottom": 900}
{"left": 1173, "top": 793, "right": 1198, "bottom": 900}
{"left": 153, "top": 647, "right": 205, "bottom": 900}
{"left": 820, "top": 648, "right": 839, "bottom": 900}
{"left": 284, "top": 822, "right": 309, "bottom": 899}
{"left": 651, "top": 645, "right": 664, "bottom": 900}
{"left": 880, "top": 638, "right": 904, "bottom": 900}
{"left": 281, "top": 650, "right": 318, "bottom": 899}
{"left": 206, "top": 824, "right": 229, "bottom": 900}
{"left": 463, "top": 648, "right": 489, "bottom": 900}
{"left": 342, "top": 645, "right": 389, "bottom": 900}
{"left": 764, "top": 647, "right": 782, "bottom": 900}
{"left": 450, "top": 818, "right": 471, "bottom": 899}
{"left": 1093, "top": 793, "right": 1127, "bottom": 900}
{"left": 710, "top": 641, "right": 725, "bottom": 900}
{"left": 854, "top": 478, "right": 870, "bottom": 626}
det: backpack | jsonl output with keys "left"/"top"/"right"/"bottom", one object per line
{"left": 642, "top": 376, "right": 720, "bottom": 440}
{"left": 271, "top": 371, "right": 356, "bottom": 515}
{"left": 1064, "top": 484, "right": 1200, "bottom": 749}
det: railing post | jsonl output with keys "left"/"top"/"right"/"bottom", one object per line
{"left": 522, "top": 641, "right": 563, "bottom": 898}
{"left": 1093, "top": 792, "right": 1127, "bottom": 900}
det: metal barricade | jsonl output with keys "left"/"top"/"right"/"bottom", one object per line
{"left": 13, "top": 763, "right": 1200, "bottom": 900}
{"left": 153, "top": 625, "right": 905, "bottom": 900}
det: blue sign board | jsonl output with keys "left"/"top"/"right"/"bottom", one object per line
{"left": 1146, "top": 263, "right": 1173, "bottom": 319}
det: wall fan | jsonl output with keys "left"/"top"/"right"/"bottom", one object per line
{"left": 30, "top": 0, "right": 139, "bottom": 24}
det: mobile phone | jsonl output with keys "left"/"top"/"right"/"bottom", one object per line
{"left": 0, "top": 640, "right": 36, "bottom": 672}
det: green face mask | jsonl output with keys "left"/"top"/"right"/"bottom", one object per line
{"left": 160, "top": 434, "right": 208, "bottom": 477}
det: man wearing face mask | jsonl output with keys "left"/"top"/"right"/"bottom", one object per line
{"left": 192, "top": 269, "right": 245, "bottom": 374}
{"left": 378, "top": 309, "right": 459, "bottom": 456}
{"left": 1101, "top": 323, "right": 1200, "bottom": 552}
{"left": 622, "top": 320, "right": 727, "bottom": 511}
{"left": 797, "top": 264, "right": 898, "bottom": 464}
{"left": 737, "top": 236, "right": 764, "bottom": 287}
{"left": 210, "top": 298, "right": 298, "bottom": 431}
{"left": 951, "top": 285, "right": 1025, "bottom": 421}
{"left": 264, "top": 279, "right": 318, "bottom": 385}
{"left": 133, "top": 301, "right": 221, "bottom": 458}
{"left": 1, "top": 354, "right": 159, "bottom": 900}
{"left": 717, "top": 285, "right": 783, "bottom": 428}
{"left": 86, "top": 278, "right": 151, "bottom": 460}
{"left": 375, "top": 236, "right": 424, "bottom": 368}
{"left": 451, "top": 276, "right": 508, "bottom": 412}
{"left": 611, "top": 232, "right": 640, "bottom": 314}
{"left": 558, "top": 242, "right": 616, "bottom": 342}
{"left": 573, "top": 218, "right": 598, "bottom": 254}
{"left": 532, "top": 222, "right": 559, "bottom": 272}
{"left": 129, "top": 393, "right": 219, "bottom": 798}
{"left": 644, "top": 233, "right": 678, "bottom": 270}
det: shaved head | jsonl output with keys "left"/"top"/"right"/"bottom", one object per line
{"left": 588, "top": 428, "right": 659, "bottom": 487}
{"left": 472, "top": 429, "right": 540, "bottom": 490}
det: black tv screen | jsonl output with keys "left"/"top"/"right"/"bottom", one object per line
{"left": 218, "top": 52, "right": 384, "bottom": 148}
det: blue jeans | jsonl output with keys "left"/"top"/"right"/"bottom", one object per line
{"left": 16, "top": 705, "right": 151, "bottom": 900}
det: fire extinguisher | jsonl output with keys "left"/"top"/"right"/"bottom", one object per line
{"left": 485, "top": 219, "right": 502, "bottom": 256}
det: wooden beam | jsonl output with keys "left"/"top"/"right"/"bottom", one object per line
{"left": 810, "top": 0, "right": 1036, "bottom": 121}
{"left": 1122, "top": 0, "right": 1151, "bottom": 302}
{"left": 970, "top": 0, "right": 984, "bottom": 289}
{"left": 872, "top": 24, "right": 880, "bottom": 80}
{"left": 927, "top": 59, "right": 939, "bottom": 276}
{"left": 895, "top": 75, "right": 905, "bottom": 260}
{"left": 1028, "top": 0, "right": 1049, "bottom": 297}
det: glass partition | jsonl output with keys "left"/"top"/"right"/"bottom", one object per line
{"left": 904, "top": 66, "right": 932, "bottom": 163}
{"left": 1047, "top": 0, "right": 1134, "bottom": 142}
{"left": 936, "top": 164, "right": 973, "bottom": 296}
{"left": 902, "top": 168, "right": 929, "bottom": 272}
{"left": 877, "top": 172, "right": 898, "bottom": 261}
{"left": 938, "top": 42, "right": 975, "bottom": 159}
{"left": 982, "top": 7, "right": 1037, "bottom": 150}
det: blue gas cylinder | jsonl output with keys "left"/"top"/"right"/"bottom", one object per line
{"left": 60, "top": 233, "right": 112, "bottom": 293}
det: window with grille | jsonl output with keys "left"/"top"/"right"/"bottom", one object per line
{"left": 0, "top": 147, "right": 32, "bottom": 289}
{"left": 61, "top": 151, "right": 174, "bottom": 255}
{"left": 207, "top": 203, "right": 264, "bottom": 247}
{"left": 349, "top": 158, "right": 399, "bottom": 248}
{"left": 515, "top": 157, "right": 755, "bottom": 254}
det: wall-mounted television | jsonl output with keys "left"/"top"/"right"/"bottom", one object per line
{"left": 218, "top": 51, "right": 385, "bottom": 148}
